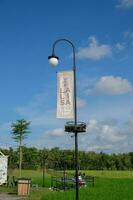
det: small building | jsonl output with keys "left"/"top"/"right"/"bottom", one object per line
{"left": 0, "top": 151, "right": 8, "bottom": 185}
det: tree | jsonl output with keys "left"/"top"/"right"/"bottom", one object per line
{"left": 8, "top": 147, "right": 18, "bottom": 169}
{"left": 23, "top": 147, "right": 40, "bottom": 169}
{"left": 11, "top": 119, "right": 30, "bottom": 177}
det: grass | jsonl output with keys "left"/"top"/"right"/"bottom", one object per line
{"left": 29, "top": 177, "right": 133, "bottom": 200}
{"left": 8, "top": 168, "right": 51, "bottom": 187}
{"left": 80, "top": 170, "right": 133, "bottom": 178}
{"left": 27, "top": 177, "right": 133, "bottom": 200}
{"left": 1, "top": 170, "right": 133, "bottom": 200}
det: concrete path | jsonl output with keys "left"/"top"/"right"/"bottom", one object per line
{"left": 0, "top": 193, "right": 25, "bottom": 200}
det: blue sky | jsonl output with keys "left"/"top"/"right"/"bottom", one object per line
{"left": 0, "top": 0, "right": 133, "bottom": 153}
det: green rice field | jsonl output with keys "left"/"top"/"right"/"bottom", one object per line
{"left": 1, "top": 170, "right": 133, "bottom": 200}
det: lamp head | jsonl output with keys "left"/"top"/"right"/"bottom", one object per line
{"left": 48, "top": 55, "right": 59, "bottom": 67}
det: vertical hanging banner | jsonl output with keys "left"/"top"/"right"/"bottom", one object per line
{"left": 57, "top": 71, "right": 74, "bottom": 119}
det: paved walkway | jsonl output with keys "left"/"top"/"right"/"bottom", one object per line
{"left": 0, "top": 193, "right": 25, "bottom": 200}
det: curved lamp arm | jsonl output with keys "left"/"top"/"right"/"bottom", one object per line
{"left": 52, "top": 38, "right": 76, "bottom": 69}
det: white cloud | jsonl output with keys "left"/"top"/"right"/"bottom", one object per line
{"left": 45, "top": 128, "right": 65, "bottom": 137}
{"left": 81, "top": 119, "right": 128, "bottom": 152}
{"left": 124, "top": 31, "right": 133, "bottom": 45}
{"left": 125, "top": 115, "right": 133, "bottom": 134}
{"left": 117, "top": 0, "right": 133, "bottom": 9}
{"left": 124, "top": 31, "right": 133, "bottom": 38}
{"left": 39, "top": 128, "right": 73, "bottom": 149}
{"left": 87, "top": 120, "right": 121, "bottom": 144}
{"left": 76, "top": 36, "right": 111, "bottom": 60}
{"left": 101, "top": 125, "right": 126, "bottom": 143}
{"left": 77, "top": 98, "right": 86, "bottom": 108}
{"left": 94, "top": 76, "right": 133, "bottom": 95}
{"left": 87, "top": 119, "right": 98, "bottom": 132}
{"left": 115, "top": 42, "right": 125, "bottom": 51}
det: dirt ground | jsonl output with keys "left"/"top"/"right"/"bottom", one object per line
{"left": 0, "top": 193, "right": 25, "bottom": 200}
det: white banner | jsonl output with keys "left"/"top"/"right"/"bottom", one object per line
{"left": 0, "top": 156, "right": 8, "bottom": 185}
{"left": 57, "top": 71, "right": 74, "bottom": 119}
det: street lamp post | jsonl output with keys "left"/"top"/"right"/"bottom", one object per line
{"left": 48, "top": 39, "right": 85, "bottom": 200}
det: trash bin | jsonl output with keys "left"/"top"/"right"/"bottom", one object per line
{"left": 17, "top": 178, "right": 31, "bottom": 196}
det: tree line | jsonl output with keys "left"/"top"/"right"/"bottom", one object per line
{"left": 1, "top": 147, "right": 133, "bottom": 170}
{"left": 1, "top": 119, "right": 132, "bottom": 172}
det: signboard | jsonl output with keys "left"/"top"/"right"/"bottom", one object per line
{"left": 0, "top": 154, "right": 8, "bottom": 185}
{"left": 57, "top": 71, "right": 74, "bottom": 119}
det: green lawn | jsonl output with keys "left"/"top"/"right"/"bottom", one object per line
{"left": 2, "top": 170, "right": 133, "bottom": 200}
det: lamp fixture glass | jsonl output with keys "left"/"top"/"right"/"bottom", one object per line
{"left": 48, "top": 55, "right": 59, "bottom": 67}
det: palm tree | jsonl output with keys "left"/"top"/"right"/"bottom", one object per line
{"left": 11, "top": 119, "right": 30, "bottom": 177}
